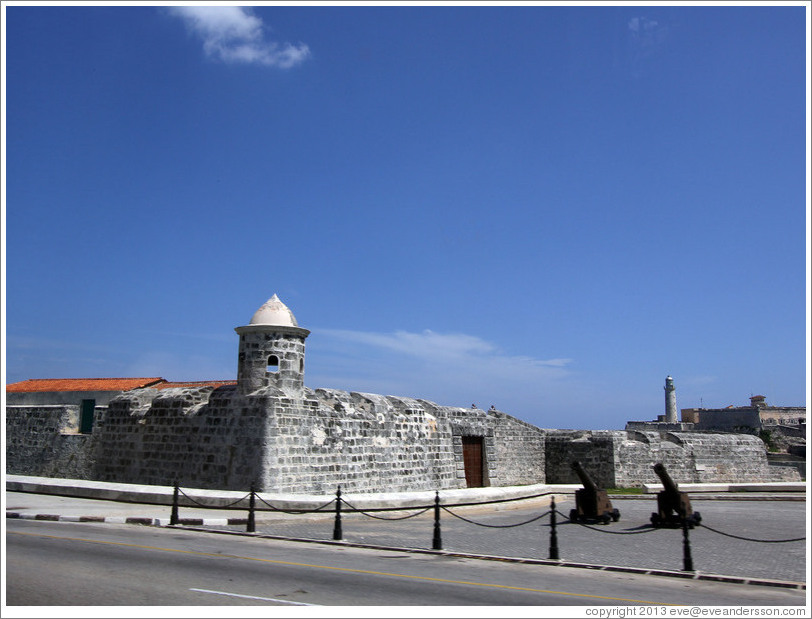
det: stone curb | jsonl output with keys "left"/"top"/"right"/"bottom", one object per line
{"left": 610, "top": 494, "right": 806, "bottom": 501}
{"left": 641, "top": 482, "right": 807, "bottom": 494}
{"left": 6, "top": 512, "right": 249, "bottom": 526}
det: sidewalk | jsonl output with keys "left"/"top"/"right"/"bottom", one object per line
{"left": 5, "top": 474, "right": 577, "bottom": 525}
{"left": 5, "top": 474, "right": 806, "bottom": 525}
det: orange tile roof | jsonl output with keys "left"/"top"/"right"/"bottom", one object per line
{"left": 5, "top": 378, "right": 166, "bottom": 393}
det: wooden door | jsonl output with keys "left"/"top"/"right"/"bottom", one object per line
{"left": 462, "top": 436, "right": 484, "bottom": 487}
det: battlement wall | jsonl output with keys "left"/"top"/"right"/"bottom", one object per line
{"left": 545, "top": 430, "right": 800, "bottom": 488}
{"left": 7, "top": 386, "right": 546, "bottom": 493}
{"left": 92, "top": 385, "right": 270, "bottom": 490}
{"left": 11, "top": 398, "right": 793, "bottom": 492}
{"left": 257, "top": 389, "right": 546, "bottom": 493}
{"left": 261, "top": 390, "right": 458, "bottom": 493}
{"left": 544, "top": 430, "right": 618, "bottom": 487}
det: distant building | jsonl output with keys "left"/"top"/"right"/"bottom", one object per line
{"left": 626, "top": 382, "right": 806, "bottom": 444}
{"left": 677, "top": 395, "right": 807, "bottom": 475}
{"left": 681, "top": 395, "right": 806, "bottom": 435}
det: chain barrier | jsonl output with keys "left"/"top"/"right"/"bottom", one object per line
{"left": 557, "top": 510, "right": 661, "bottom": 535}
{"left": 440, "top": 506, "right": 551, "bottom": 528}
{"left": 176, "top": 487, "right": 250, "bottom": 509}
{"left": 340, "top": 499, "right": 432, "bottom": 521}
{"left": 334, "top": 489, "right": 555, "bottom": 512}
{"left": 698, "top": 523, "right": 806, "bottom": 543}
{"left": 167, "top": 483, "right": 804, "bottom": 577}
{"left": 435, "top": 490, "right": 554, "bottom": 509}
{"left": 253, "top": 494, "right": 336, "bottom": 514}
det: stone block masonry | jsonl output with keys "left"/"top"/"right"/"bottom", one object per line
{"left": 86, "top": 385, "right": 546, "bottom": 493}
{"left": 6, "top": 405, "right": 102, "bottom": 479}
{"left": 545, "top": 430, "right": 801, "bottom": 488}
{"left": 92, "top": 385, "right": 272, "bottom": 489}
{"left": 8, "top": 400, "right": 798, "bottom": 492}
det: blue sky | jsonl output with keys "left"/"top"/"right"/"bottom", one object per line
{"left": 3, "top": 3, "right": 809, "bottom": 431}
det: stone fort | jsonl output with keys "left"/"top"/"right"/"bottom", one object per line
{"left": 5, "top": 295, "right": 801, "bottom": 493}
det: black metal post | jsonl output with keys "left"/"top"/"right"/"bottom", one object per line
{"left": 333, "top": 485, "right": 343, "bottom": 540}
{"left": 432, "top": 491, "right": 442, "bottom": 550}
{"left": 247, "top": 482, "right": 256, "bottom": 533}
{"left": 170, "top": 480, "right": 179, "bottom": 526}
{"left": 682, "top": 517, "right": 694, "bottom": 572}
{"left": 549, "top": 496, "right": 560, "bottom": 560}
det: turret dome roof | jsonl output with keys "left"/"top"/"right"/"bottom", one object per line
{"left": 248, "top": 294, "right": 299, "bottom": 327}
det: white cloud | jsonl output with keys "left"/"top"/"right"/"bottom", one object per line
{"left": 319, "top": 328, "right": 493, "bottom": 360}
{"left": 168, "top": 6, "right": 310, "bottom": 68}
{"left": 317, "top": 328, "right": 572, "bottom": 369}
{"left": 628, "top": 16, "right": 659, "bottom": 34}
{"left": 310, "top": 327, "right": 575, "bottom": 413}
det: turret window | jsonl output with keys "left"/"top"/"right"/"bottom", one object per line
{"left": 267, "top": 355, "right": 279, "bottom": 373}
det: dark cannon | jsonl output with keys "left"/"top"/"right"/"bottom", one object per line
{"left": 650, "top": 462, "right": 702, "bottom": 528}
{"left": 569, "top": 460, "right": 620, "bottom": 524}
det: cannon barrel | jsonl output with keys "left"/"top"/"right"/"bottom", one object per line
{"left": 653, "top": 462, "right": 679, "bottom": 495}
{"left": 571, "top": 460, "right": 598, "bottom": 493}
{"left": 650, "top": 462, "right": 700, "bottom": 528}
{"left": 569, "top": 460, "right": 620, "bottom": 524}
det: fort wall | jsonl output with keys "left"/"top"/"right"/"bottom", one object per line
{"left": 92, "top": 385, "right": 270, "bottom": 490}
{"left": 7, "top": 402, "right": 800, "bottom": 491}
{"left": 544, "top": 429, "right": 800, "bottom": 488}
{"left": 7, "top": 384, "right": 546, "bottom": 493}
{"left": 5, "top": 405, "right": 101, "bottom": 479}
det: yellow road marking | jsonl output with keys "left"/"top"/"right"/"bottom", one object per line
{"left": 9, "top": 528, "right": 678, "bottom": 605}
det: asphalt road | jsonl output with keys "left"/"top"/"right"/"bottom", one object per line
{"left": 199, "top": 495, "right": 808, "bottom": 583}
{"left": 5, "top": 519, "right": 807, "bottom": 608}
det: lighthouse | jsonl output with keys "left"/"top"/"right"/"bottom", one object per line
{"left": 664, "top": 375, "right": 677, "bottom": 423}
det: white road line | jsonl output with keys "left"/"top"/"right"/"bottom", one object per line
{"left": 189, "top": 587, "right": 319, "bottom": 605}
